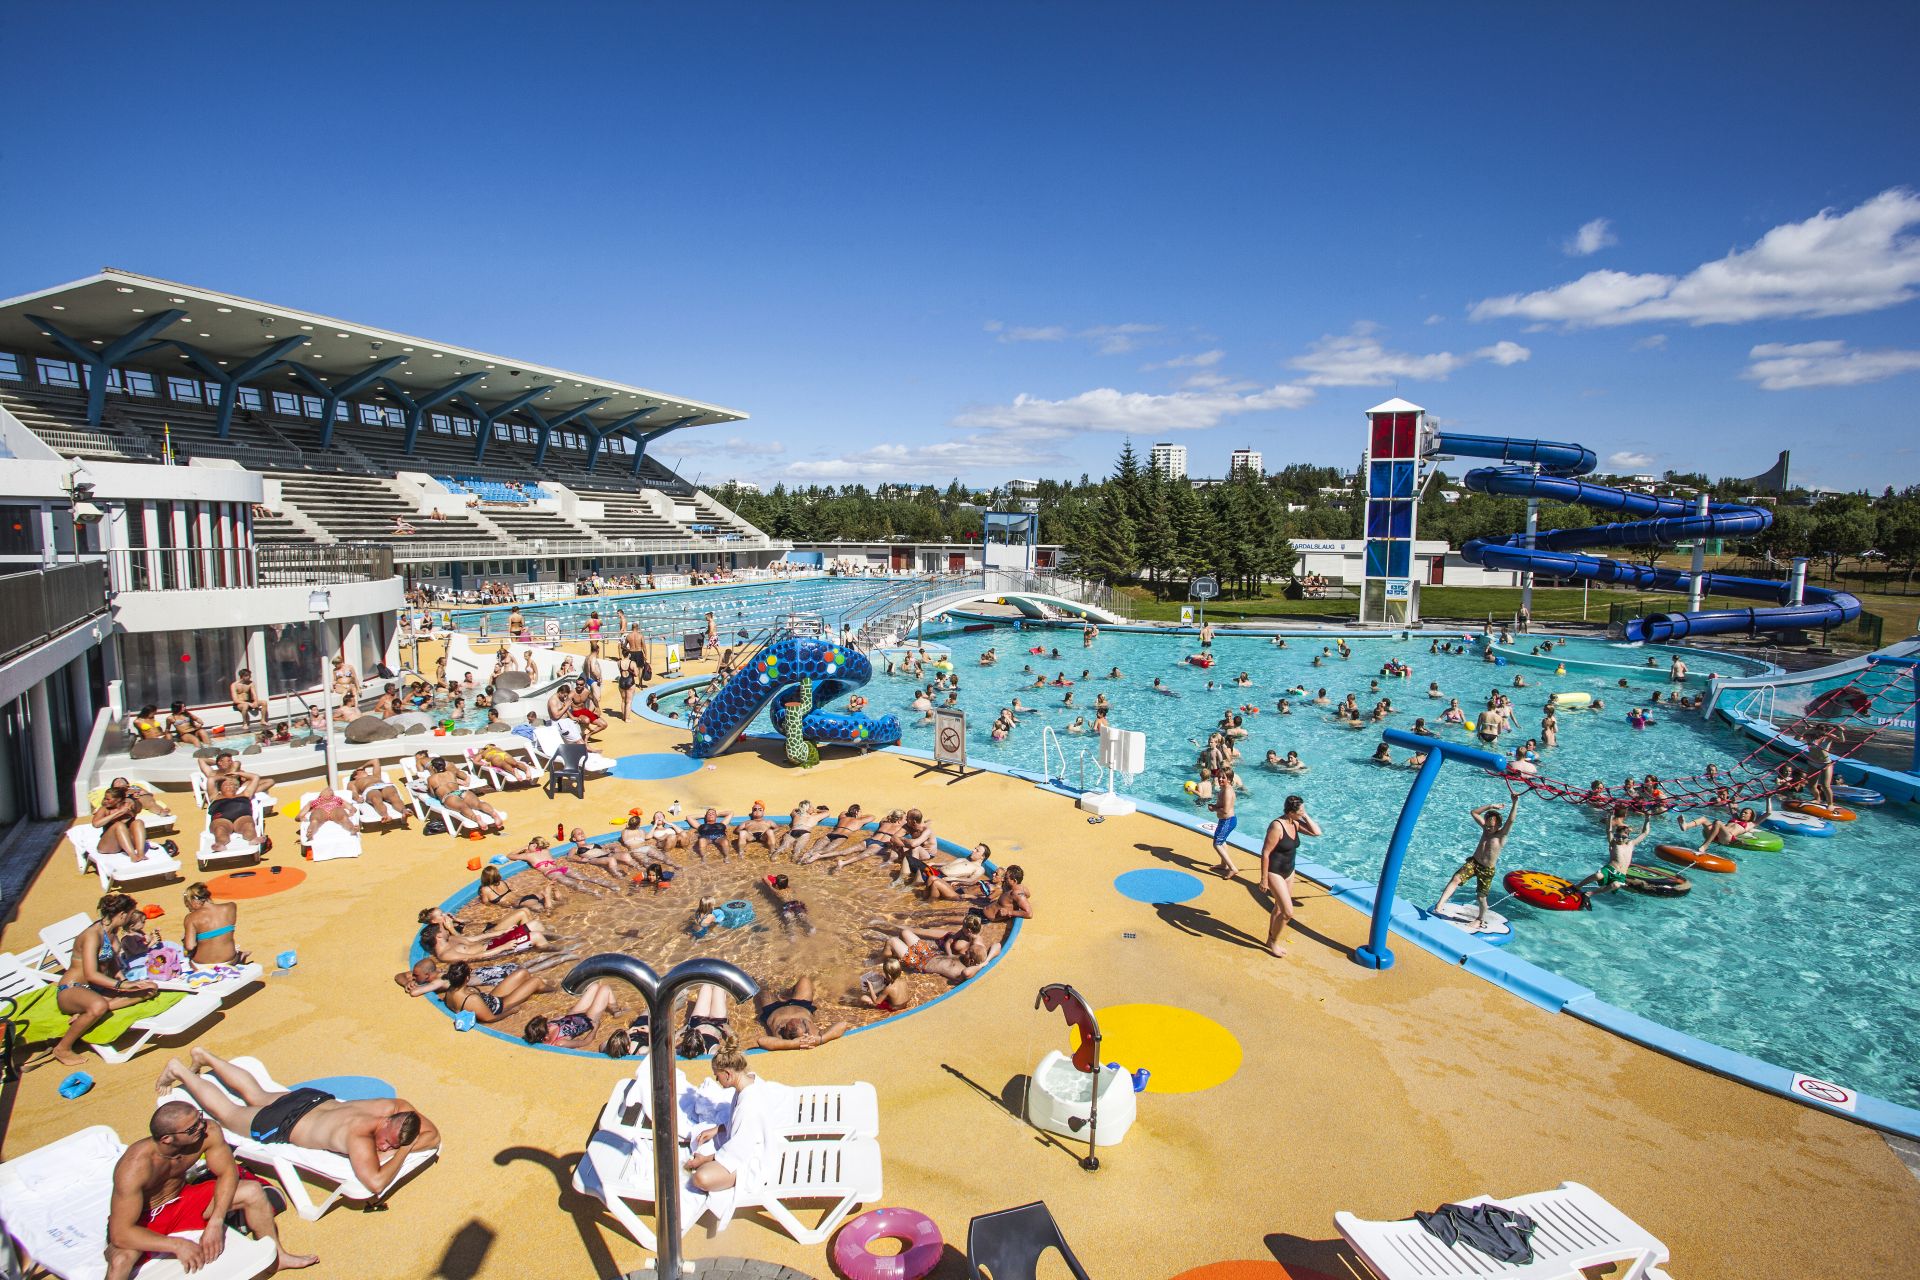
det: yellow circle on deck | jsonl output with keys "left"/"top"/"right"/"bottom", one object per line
{"left": 1074, "top": 1003, "right": 1241, "bottom": 1094}
{"left": 278, "top": 801, "right": 301, "bottom": 820}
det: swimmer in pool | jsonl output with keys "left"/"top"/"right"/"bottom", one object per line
{"left": 1570, "top": 808, "right": 1653, "bottom": 895}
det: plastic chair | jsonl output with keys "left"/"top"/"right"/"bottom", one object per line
{"left": 545, "top": 742, "right": 590, "bottom": 799}
{"left": 967, "top": 1201, "right": 1093, "bottom": 1280}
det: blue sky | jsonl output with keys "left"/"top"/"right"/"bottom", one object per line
{"left": 3, "top": 3, "right": 1916, "bottom": 490}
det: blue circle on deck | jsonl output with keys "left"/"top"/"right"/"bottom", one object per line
{"left": 1114, "top": 868, "right": 1204, "bottom": 904}
{"left": 293, "top": 1075, "right": 394, "bottom": 1101}
{"left": 611, "top": 753, "right": 704, "bottom": 781}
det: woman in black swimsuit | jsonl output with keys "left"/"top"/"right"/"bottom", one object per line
{"left": 440, "top": 960, "right": 547, "bottom": 1024}
{"left": 1258, "top": 795, "right": 1322, "bottom": 959}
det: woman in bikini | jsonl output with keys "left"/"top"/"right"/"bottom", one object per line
{"left": 349, "top": 762, "right": 410, "bottom": 824}
{"left": 1259, "top": 795, "right": 1321, "bottom": 959}
{"left": 753, "top": 977, "right": 851, "bottom": 1051}
{"left": 521, "top": 980, "right": 620, "bottom": 1047}
{"left": 90, "top": 786, "right": 151, "bottom": 860}
{"left": 479, "top": 863, "right": 556, "bottom": 912}
{"left": 50, "top": 894, "right": 160, "bottom": 1065}
{"left": 514, "top": 836, "right": 618, "bottom": 896}
{"left": 416, "top": 906, "right": 565, "bottom": 963}
{"left": 298, "top": 788, "right": 360, "bottom": 840}
{"left": 1678, "top": 804, "right": 1759, "bottom": 853}
{"left": 181, "top": 883, "right": 245, "bottom": 966}
{"left": 604, "top": 984, "right": 736, "bottom": 1059}
{"left": 441, "top": 960, "right": 547, "bottom": 1024}
{"left": 775, "top": 801, "right": 829, "bottom": 861}
{"left": 833, "top": 810, "right": 906, "bottom": 872}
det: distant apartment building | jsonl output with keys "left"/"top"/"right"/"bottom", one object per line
{"left": 1150, "top": 442, "right": 1188, "bottom": 480}
{"left": 1006, "top": 478, "right": 1038, "bottom": 495}
{"left": 1229, "top": 447, "right": 1263, "bottom": 478}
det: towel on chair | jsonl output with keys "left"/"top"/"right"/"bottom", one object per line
{"left": 1414, "top": 1202, "right": 1536, "bottom": 1264}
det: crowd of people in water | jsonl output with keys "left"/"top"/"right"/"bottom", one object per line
{"left": 397, "top": 800, "right": 1032, "bottom": 1058}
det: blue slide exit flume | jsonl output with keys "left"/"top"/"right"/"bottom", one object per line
{"left": 688, "top": 633, "right": 902, "bottom": 759}
{"left": 1428, "top": 432, "right": 1860, "bottom": 641}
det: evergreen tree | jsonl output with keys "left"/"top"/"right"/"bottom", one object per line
{"left": 1136, "top": 478, "right": 1177, "bottom": 596}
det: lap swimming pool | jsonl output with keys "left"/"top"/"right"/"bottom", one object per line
{"left": 450, "top": 575, "right": 945, "bottom": 640}
{"left": 856, "top": 624, "right": 1920, "bottom": 1110}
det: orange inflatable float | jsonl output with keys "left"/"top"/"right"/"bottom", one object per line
{"left": 1787, "top": 801, "right": 1857, "bottom": 821}
{"left": 1655, "top": 844, "right": 1737, "bottom": 874}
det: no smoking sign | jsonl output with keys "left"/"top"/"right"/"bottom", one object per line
{"left": 1790, "top": 1073, "right": 1857, "bottom": 1112}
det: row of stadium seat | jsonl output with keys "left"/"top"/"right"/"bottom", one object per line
{"left": 434, "top": 475, "right": 552, "bottom": 503}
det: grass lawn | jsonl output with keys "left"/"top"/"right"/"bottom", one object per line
{"left": 1117, "top": 580, "right": 1916, "bottom": 644}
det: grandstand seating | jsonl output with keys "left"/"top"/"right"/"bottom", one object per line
{"left": 0, "top": 371, "right": 769, "bottom": 554}
{"left": 436, "top": 476, "right": 551, "bottom": 504}
{"left": 263, "top": 474, "right": 494, "bottom": 545}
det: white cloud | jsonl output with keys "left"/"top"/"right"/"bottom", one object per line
{"left": 989, "top": 320, "right": 1162, "bottom": 354}
{"left": 672, "top": 435, "right": 785, "bottom": 458}
{"left": 1424, "top": 313, "right": 1446, "bottom": 325}
{"left": 1472, "top": 188, "right": 1920, "bottom": 327}
{"left": 1608, "top": 451, "right": 1656, "bottom": 469}
{"left": 1631, "top": 333, "right": 1667, "bottom": 351}
{"left": 953, "top": 382, "right": 1315, "bottom": 434}
{"left": 1141, "top": 349, "right": 1225, "bottom": 371}
{"left": 1287, "top": 326, "right": 1530, "bottom": 386}
{"left": 784, "top": 436, "right": 1070, "bottom": 481}
{"left": 1564, "top": 217, "right": 1618, "bottom": 257}
{"left": 1742, "top": 340, "right": 1920, "bottom": 391}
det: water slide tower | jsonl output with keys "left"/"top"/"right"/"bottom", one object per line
{"left": 1358, "top": 397, "right": 1428, "bottom": 626}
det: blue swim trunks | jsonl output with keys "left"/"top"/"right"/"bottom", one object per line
{"left": 1212, "top": 816, "right": 1238, "bottom": 847}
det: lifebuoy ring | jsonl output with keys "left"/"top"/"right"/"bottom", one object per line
{"left": 1655, "top": 844, "right": 1737, "bottom": 874}
{"left": 1503, "top": 870, "right": 1590, "bottom": 911}
{"left": 833, "top": 1207, "right": 943, "bottom": 1280}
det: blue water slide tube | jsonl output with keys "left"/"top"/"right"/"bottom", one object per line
{"left": 1427, "top": 431, "right": 1860, "bottom": 641}
{"left": 688, "top": 634, "right": 902, "bottom": 759}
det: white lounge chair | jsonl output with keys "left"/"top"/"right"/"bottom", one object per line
{"left": 162, "top": 1055, "right": 438, "bottom": 1220}
{"left": 17, "top": 912, "right": 92, "bottom": 971}
{"left": 399, "top": 761, "right": 504, "bottom": 834}
{"left": 300, "top": 815, "right": 362, "bottom": 862}
{"left": 0, "top": 1125, "right": 277, "bottom": 1280}
{"left": 530, "top": 723, "right": 613, "bottom": 774}
{"left": 0, "top": 956, "right": 223, "bottom": 1066}
{"left": 86, "top": 781, "right": 177, "bottom": 836}
{"left": 622, "top": 1065, "right": 879, "bottom": 1141}
{"left": 573, "top": 1076, "right": 882, "bottom": 1249}
{"left": 66, "top": 825, "right": 183, "bottom": 891}
{"left": 1335, "top": 1181, "right": 1673, "bottom": 1280}
{"left": 463, "top": 745, "right": 536, "bottom": 792}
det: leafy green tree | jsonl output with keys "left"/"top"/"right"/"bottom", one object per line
{"left": 1808, "top": 494, "right": 1875, "bottom": 579}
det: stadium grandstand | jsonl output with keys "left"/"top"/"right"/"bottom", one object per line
{"left": 0, "top": 270, "right": 784, "bottom": 826}
{"left": 0, "top": 269, "right": 782, "bottom": 593}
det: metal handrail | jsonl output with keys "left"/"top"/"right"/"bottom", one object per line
{"left": 360, "top": 533, "right": 793, "bottom": 564}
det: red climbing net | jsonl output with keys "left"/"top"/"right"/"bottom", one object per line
{"left": 1498, "top": 667, "right": 1913, "bottom": 815}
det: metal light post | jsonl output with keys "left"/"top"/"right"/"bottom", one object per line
{"left": 562, "top": 953, "right": 760, "bottom": 1277}
{"left": 308, "top": 589, "right": 338, "bottom": 789}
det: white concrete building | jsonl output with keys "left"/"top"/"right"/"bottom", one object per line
{"left": 1291, "top": 539, "right": 1521, "bottom": 589}
{"left": 1230, "top": 447, "right": 1263, "bottom": 477}
{"left": 1150, "top": 442, "right": 1187, "bottom": 480}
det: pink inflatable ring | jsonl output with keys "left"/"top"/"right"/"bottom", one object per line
{"left": 833, "top": 1206, "right": 943, "bottom": 1280}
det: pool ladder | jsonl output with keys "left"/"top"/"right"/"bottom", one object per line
{"left": 1037, "top": 726, "right": 1091, "bottom": 790}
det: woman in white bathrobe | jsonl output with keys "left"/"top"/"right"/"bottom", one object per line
{"left": 685, "top": 1041, "right": 778, "bottom": 1198}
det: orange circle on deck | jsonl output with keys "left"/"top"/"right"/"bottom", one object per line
{"left": 1168, "top": 1263, "right": 1342, "bottom": 1280}
{"left": 206, "top": 866, "right": 307, "bottom": 899}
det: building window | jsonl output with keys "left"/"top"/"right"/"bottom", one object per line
{"left": 121, "top": 626, "right": 249, "bottom": 709}
{"left": 384, "top": 407, "right": 404, "bottom": 429}
{"left": 265, "top": 619, "right": 327, "bottom": 693}
{"left": 0, "top": 505, "right": 40, "bottom": 555}
{"left": 0, "top": 352, "right": 20, "bottom": 381}
{"left": 272, "top": 391, "right": 300, "bottom": 415}
{"left": 237, "top": 387, "right": 263, "bottom": 411}
{"left": 493, "top": 423, "right": 511, "bottom": 441}
{"left": 359, "top": 403, "right": 382, "bottom": 425}
{"left": 510, "top": 424, "right": 529, "bottom": 442}
{"left": 124, "top": 370, "right": 156, "bottom": 397}
{"left": 168, "top": 377, "right": 203, "bottom": 403}
{"left": 302, "top": 395, "right": 323, "bottom": 419}
{"left": 431, "top": 414, "right": 451, "bottom": 434}
{"left": 36, "top": 357, "right": 79, "bottom": 388}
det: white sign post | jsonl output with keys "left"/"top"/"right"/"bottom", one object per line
{"left": 932, "top": 707, "right": 969, "bottom": 776}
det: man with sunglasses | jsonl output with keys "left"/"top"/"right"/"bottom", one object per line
{"left": 106, "top": 1100, "right": 317, "bottom": 1277}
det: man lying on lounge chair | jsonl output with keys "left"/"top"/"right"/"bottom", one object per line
{"left": 157, "top": 1048, "right": 440, "bottom": 1199}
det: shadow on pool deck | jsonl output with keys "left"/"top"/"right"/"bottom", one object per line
{"left": 494, "top": 1143, "right": 623, "bottom": 1278}
{"left": 939, "top": 1063, "right": 1088, "bottom": 1167}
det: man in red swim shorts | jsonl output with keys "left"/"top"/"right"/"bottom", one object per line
{"left": 106, "top": 1100, "right": 316, "bottom": 1278}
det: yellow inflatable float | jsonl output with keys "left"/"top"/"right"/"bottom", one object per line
{"left": 1550, "top": 691, "right": 1592, "bottom": 707}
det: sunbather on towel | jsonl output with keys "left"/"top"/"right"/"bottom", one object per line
{"left": 158, "top": 1048, "right": 440, "bottom": 1199}
{"left": 106, "top": 1100, "right": 316, "bottom": 1278}
{"left": 52, "top": 893, "right": 160, "bottom": 1066}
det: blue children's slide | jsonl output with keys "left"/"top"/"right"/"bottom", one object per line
{"left": 688, "top": 634, "right": 902, "bottom": 759}
{"left": 1428, "top": 432, "right": 1859, "bottom": 641}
